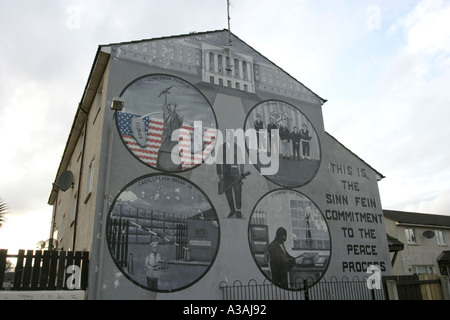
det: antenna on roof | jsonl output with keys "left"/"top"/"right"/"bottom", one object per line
{"left": 226, "top": 0, "right": 233, "bottom": 72}
{"left": 227, "top": 0, "right": 232, "bottom": 34}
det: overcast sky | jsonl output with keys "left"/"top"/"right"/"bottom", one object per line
{"left": 1, "top": 0, "right": 449, "bottom": 252}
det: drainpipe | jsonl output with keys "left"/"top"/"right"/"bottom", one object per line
{"left": 94, "top": 109, "right": 117, "bottom": 298}
{"left": 48, "top": 189, "right": 58, "bottom": 250}
{"left": 73, "top": 104, "right": 89, "bottom": 251}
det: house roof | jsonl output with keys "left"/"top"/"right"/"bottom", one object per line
{"left": 383, "top": 210, "right": 450, "bottom": 228}
{"left": 48, "top": 29, "right": 385, "bottom": 203}
{"left": 99, "top": 29, "right": 327, "bottom": 104}
{"left": 437, "top": 250, "right": 450, "bottom": 263}
{"left": 48, "top": 46, "right": 110, "bottom": 205}
{"left": 386, "top": 234, "right": 404, "bottom": 252}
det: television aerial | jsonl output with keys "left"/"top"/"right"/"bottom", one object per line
{"left": 36, "top": 239, "right": 58, "bottom": 250}
{"left": 45, "top": 238, "right": 58, "bottom": 249}
{"left": 36, "top": 240, "right": 46, "bottom": 249}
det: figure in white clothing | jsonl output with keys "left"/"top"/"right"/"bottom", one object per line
{"left": 145, "top": 242, "right": 161, "bottom": 289}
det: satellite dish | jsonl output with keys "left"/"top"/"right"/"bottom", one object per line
{"left": 423, "top": 230, "right": 435, "bottom": 239}
{"left": 45, "top": 238, "right": 58, "bottom": 250}
{"left": 36, "top": 240, "right": 46, "bottom": 249}
{"left": 56, "top": 170, "right": 74, "bottom": 191}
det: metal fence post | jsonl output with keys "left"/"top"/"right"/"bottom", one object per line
{"left": 371, "top": 288, "right": 376, "bottom": 300}
{"left": 0, "top": 249, "right": 7, "bottom": 288}
{"left": 303, "top": 279, "right": 309, "bottom": 300}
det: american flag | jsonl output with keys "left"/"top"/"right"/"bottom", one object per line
{"left": 117, "top": 112, "right": 216, "bottom": 170}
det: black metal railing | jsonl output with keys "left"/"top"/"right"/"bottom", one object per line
{"left": 219, "top": 276, "right": 385, "bottom": 300}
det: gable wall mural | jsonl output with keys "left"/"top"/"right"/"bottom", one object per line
{"left": 93, "top": 31, "right": 391, "bottom": 299}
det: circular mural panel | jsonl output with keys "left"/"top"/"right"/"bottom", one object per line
{"left": 106, "top": 174, "right": 220, "bottom": 292}
{"left": 115, "top": 74, "right": 217, "bottom": 172}
{"left": 248, "top": 189, "right": 331, "bottom": 290}
{"left": 244, "top": 100, "right": 321, "bottom": 187}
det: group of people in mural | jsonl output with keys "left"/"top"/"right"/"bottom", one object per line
{"left": 247, "top": 103, "right": 321, "bottom": 188}
{"left": 254, "top": 114, "right": 312, "bottom": 161}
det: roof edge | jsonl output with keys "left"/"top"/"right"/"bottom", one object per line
{"left": 48, "top": 48, "right": 110, "bottom": 205}
{"left": 325, "top": 131, "right": 385, "bottom": 180}
{"left": 99, "top": 29, "right": 328, "bottom": 104}
{"left": 383, "top": 209, "right": 450, "bottom": 228}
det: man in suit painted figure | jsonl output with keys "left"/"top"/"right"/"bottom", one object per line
{"left": 300, "top": 123, "right": 312, "bottom": 160}
{"left": 216, "top": 139, "right": 245, "bottom": 219}
{"left": 266, "top": 117, "right": 278, "bottom": 154}
{"left": 268, "top": 227, "right": 296, "bottom": 289}
{"left": 254, "top": 113, "right": 265, "bottom": 152}
{"left": 291, "top": 126, "right": 301, "bottom": 161}
{"left": 279, "top": 121, "right": 291, "bottom": 159}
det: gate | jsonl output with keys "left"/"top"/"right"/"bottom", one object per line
{"left": 383, "top": 274, "right": 445, "bottom": 300}
{"left": 175, "top": 223, "right": 188, "bottom": 260}
{"left": 383, "top": 275, "right": 422, "bottom": 300}
{"left": 108, "top": 218, "right": 129, "bottom": 267}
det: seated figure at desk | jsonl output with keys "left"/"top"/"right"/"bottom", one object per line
{"left": 268, "top": 227, "right": 303, "bottom": 289}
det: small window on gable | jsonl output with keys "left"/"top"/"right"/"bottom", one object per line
{"left": 436, "top": 230, "right": 446, "bottom": 245}
{"left": 405, "top": 228, "right": 417, "bottom": 244}
{"left": 86, "top": 159, "right": 94, "bottom": 201}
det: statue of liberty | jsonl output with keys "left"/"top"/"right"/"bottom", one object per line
{"left": 157, "top": 86, "right": 184, "bottom": 171}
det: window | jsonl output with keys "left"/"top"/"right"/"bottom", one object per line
{"left": 71, "top": 193, "right": 78, "bottom": 225}
{"left": 60, "top": 214, "right": 66, "bottom": 240}
{"left": 209, "top": 52, "right": 214, "bottom": 71}
{"left": 77, "top": 130, "right": 84, "bottom": 161}
{"left": 436, "top": 230, "right": 446, "bottom": 245}
{"left": 52, "top": 228, "right": 58, "bottom": 244}
{"left": 405, "top": 228, "right": 417, "bottom": 244}
{"left": 218, "top": 54, "right": 223, "bottom": 73}
{"left": 93, "top": 80, "right": 104, "bottom": 124}
{"left": 413, "top": 265, "right": 435, "bottom": 275}
{"left": 290, "top": 199, "right": 330, "bottom": 250}
{"left": 86, "top": 159, "right": 94, "bottom": 200}
{"left": 242, "top": 61, "right": 248, "bottom": 80}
